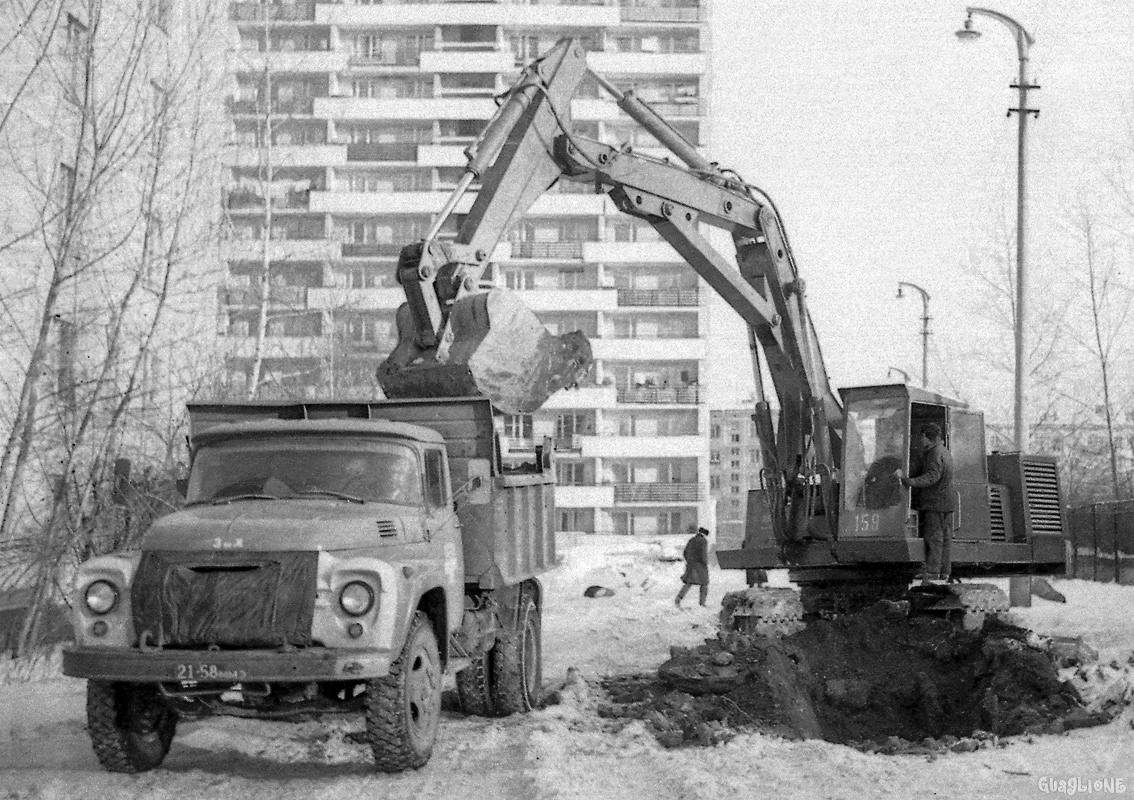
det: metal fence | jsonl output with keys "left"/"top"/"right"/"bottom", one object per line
{"left": 1066, "top": 500, "right": 1134, "bottom": 584}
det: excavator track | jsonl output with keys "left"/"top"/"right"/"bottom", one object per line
{"left": 721, "top": 582, "right": 1011, "bottom": 637}
{"left": 719, "top": 587, "right": 805, "bottom": 637}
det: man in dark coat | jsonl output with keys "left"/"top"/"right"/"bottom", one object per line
{"left": 897, "top": 423, "right": 954, "bottom": 581}
{"left": 675, "top": 526, "right": 710, "bottom": 607}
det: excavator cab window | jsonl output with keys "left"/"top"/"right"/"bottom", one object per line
{"left": 842, "top": 398, "right": 907, "bottom": 513}
{"left": 840, "top": 397, "right": 909, "bottom": 539}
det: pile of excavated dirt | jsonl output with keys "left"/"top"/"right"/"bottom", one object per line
{"left": 598, "top": 602, "right": 1117, "bottom": 753}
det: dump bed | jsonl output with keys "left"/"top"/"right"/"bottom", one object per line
{"left": 187, "top": 398, "right": 556, "bottom": 589}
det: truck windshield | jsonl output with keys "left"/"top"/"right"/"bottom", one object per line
{"left": 843, "top": 398, "right": 907, "bottom": 511}
{"left": 187, "top": 438, "right": 423, "bottom": 506}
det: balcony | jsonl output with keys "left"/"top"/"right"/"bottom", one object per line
{"left": 592, "top": 338, "right": 704, "bottom": 360}
{"left": 617, "top": 386, "right": 700, "bottom": 404}
{"left": 511, "top": 242, "right": 584, "bottom": 260}
{"left": 222, "top": 238, "right": 341, "bottom": 262}
{"left": 234, "top": 51, "right": 348, "bottom": 74}
{"left": 419, "top": 50, "right": 515, "bottom": 74}
{"left": 344, "top": 143, "right": 419, "bottom": 163}
{"left": 580, "top": 434, "right": 704, "bottom": 458}
{"left": 226, "top": 144, "right": 347, "bottom": 169}
{"left": 619, "top": 5, "right": 706, "bottom": 23}
{"left": 341, "top": 243, "right": 404, "bottom": 258}
{"left": 231, "top": 2, "right": 315, "bottom": 22}
{"left": 555, "top": 485, "right": 615, "bottom": 507}
{"left": 417, "top": 144, "right": 467, "bottom": 167}
{"left": 581, "top": 241, "right": 684, "bottom": 264}
{"left": 617, "top": 288, "right": 699, "bottom": 306}
{"left": 612, "top": 482, "right": 703, "bottom": 503}
{"left": 226, "top": 190, "right": 311, "bottom": 212}
{"left": 228, "top": 98, "right": 316, "bottom": 116}
{"left": 310, "top": 190, "right": 475, "bottom": 215}
{"left": 306, "top": 287, "right": 404, "bottom": 310}
{"left": 314, "top": 97, "right": 496, "bottom": 121}
{"left": 541, "top": 384, "right": 618, "bottom": 409}
{"left": 220, "top": 285, "right": 309, "bottom": 307}
{"left": 316, "top": 3, "right": 619, "bottom": 28}
{"left": 587, "top": 51, "right": 707, "bottom": 75}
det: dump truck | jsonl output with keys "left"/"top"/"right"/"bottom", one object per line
{"left": 63, "top": 398, "right": 554, "bottom": 772}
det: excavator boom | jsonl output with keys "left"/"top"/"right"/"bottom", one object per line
{"left": 377, "top": 37, "right": 843, "bottom": 546}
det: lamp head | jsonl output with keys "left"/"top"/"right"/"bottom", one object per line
{"left": 955, "top": 15, "right": 981, "bottom": 41}
{"left": 897, "top": 285, "right": 904, "bottom": 299}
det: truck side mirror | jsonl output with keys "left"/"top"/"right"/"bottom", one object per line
{"left": 467, "top": 458, "right": 490, "bottom": 505}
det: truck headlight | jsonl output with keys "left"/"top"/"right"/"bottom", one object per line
{"left": 84, "top": 580, "right": 119, "bottom": 615}
{"left": 339, "top": 581, "right": 375, "bottom": 617}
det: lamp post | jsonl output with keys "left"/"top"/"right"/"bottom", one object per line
{"left": 956, "top": 7, "right": 1038, "bottom": 452}
{"left": 887, "top": 366, "right": 911, "bottom": 383}
{"left": 897, "top": 281, "right": 931, "bottom": 388}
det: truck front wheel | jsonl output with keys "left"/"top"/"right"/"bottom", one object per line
{"left": 365, "top": 611, "right": 442, "bottom": 771}
{"left": 86, "top": 681, "right": 178, "bottom": 773}
{"left": 492, "top": 586, "right": 542, "bottom": 715}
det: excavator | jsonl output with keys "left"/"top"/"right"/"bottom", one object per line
{"left": 376, "top": 38, "right": 1067, "bottom": 627}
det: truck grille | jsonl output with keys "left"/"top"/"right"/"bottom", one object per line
{"left": 1023, "top": 459, "right": 1065, "bottom": 536}
{"left": 131, "top": 551, "right": 317, "bottom": 649}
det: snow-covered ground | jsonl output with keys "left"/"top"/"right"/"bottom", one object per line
{"left": 2, "top": 536, "right": 1132, "bottom": 800}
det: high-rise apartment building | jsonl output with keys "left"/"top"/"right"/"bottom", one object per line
{"left": 222, "top": 0, "right": 711, "bottom": 536}
{"left": 709, "top": 409, "right": 763, "bottom": 547}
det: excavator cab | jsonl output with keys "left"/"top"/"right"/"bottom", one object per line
{"left": 838, "top": 384, "right": 991, "bottom": 548}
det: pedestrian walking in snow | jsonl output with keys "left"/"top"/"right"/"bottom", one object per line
{"left": 675, "top": 526, "right": 710, "bottom": 607}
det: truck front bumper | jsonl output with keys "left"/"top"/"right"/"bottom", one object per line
{"left": 62, "top": 645, "right": 393, "bottom": 683}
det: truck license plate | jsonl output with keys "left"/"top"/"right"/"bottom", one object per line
{"left": 173, "top": 663, "right": 248, "bottom": 681}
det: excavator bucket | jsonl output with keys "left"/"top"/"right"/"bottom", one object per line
{"left": 377, "top": 289, "right": 593, "bottom": 415}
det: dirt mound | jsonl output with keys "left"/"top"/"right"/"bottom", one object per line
{"left": 599, "top": 602, "right": 1115, "bottom": 751}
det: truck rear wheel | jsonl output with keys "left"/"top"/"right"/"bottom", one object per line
{"left": 86, "top": 681, "right": 178, "bottom": 773}
{"left": 455, "top": 646, "right": 495, "bottom": 716}
{"left": 492, "top": 586, "right": 542, "bottom": 715}
{"left": 365, "top": 611, "right": 442, "bottom": 772}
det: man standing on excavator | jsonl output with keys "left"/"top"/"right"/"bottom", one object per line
{"left": 896, "top": 423, "right": 954, "bottom": 582}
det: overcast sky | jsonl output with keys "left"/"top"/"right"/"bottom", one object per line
{"left": 701, "top": 0, "right": 1134, "bottom": 415}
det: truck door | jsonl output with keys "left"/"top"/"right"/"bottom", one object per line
{"left": 949, "top": 409, "right": 991, "bottom": 541}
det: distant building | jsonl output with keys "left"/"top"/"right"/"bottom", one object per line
{"left": 709, "top": 409, "right": 763, "bottom": 547}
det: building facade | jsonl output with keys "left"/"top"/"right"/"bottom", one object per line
{"left": 222, "top": 0, "right": 712, "bottom": 535}
{"left": 709, "top": 408, "right": 763, "bottom": 547}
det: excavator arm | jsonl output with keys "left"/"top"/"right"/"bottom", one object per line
{"left": 376, "top": 38, "right": 843, "bottom": 545}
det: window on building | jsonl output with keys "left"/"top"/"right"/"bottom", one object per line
{"left": 502, "top": 414, "right": 533, "bottom": 438}
{"left": 710, "top": 424, "right": 721, "bottom": 439}
{"left": 710, "top": 475, "right": 720, "bottom": 490}
{"left": 730, "top": 433, "right": 741, "bottom": 443}
{"left": 503, "top": 269, "right": 535, "bottom": 290}
{"left": 730, "top": 486, "right": 740, "bottom": 494}
{"left": 555, "top": 461, "right": 587, "bottom": 486}
{"left": 730, "top": 460, "right": 740, "bottom": 468}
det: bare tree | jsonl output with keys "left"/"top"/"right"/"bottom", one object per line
{"left": 0, "top": 0, "right": 227, "bottom": 653}
{"left": 955, "top": 205, "right": 1073, "bottom": 437}
{"left": 1065, "top": 195, "right": 1134, "bottom": 501}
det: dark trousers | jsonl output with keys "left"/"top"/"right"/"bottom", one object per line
{"left": 920, "top": 511, "right": 953, "bottom": 578}
{"left": 677, "top": 582, "right": 708, "bottom": 606}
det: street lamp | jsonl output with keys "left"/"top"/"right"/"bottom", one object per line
{"left": 887, "top": 366, "right": 911, "bottom": 383}
{"left": 897, "top": 281, "right": 930, "bottom": 388}
{"left": 955, "top": 7, "right": 1038, "bottom": 452}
